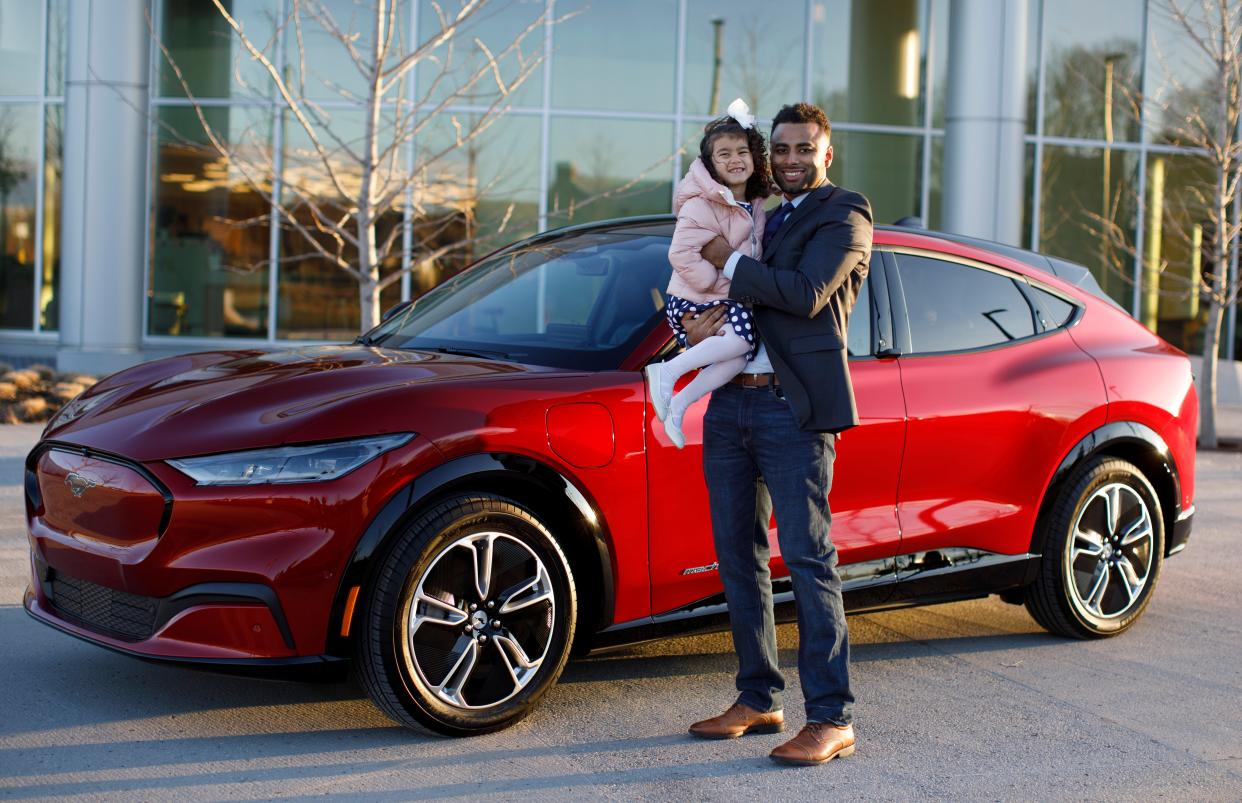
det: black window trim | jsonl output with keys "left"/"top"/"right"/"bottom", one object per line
{"left": 882, "top": 246, "right": 1080, "bottom": 358}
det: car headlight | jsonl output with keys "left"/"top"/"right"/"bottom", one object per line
{"left": 167, "top": 433, "right": 415, "bottom": 486}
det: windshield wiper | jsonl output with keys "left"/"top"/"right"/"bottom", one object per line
{"left": 421, "top": 346, "right": 513, "bottom": 361}
{"left": 354, "top": 333, "right": 382, "bottom": 346}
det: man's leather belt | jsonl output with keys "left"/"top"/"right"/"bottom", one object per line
{"left": 731, "top": 373, "right": 779, "bottom": 388}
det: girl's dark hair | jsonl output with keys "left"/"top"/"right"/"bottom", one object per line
{"left": 698, "top": 117, "right": 771, "bottom": 202}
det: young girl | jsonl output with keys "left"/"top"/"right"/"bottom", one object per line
{"left": 645, "top": 99, "right": 770, "bottom": 448}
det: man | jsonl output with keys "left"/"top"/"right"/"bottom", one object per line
{"left": 682, "top": 102, "right": 873, "bottom": 766}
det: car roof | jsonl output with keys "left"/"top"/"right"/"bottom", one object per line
{"left": 538, "top": 215, "right": 1124, "bottom": 311}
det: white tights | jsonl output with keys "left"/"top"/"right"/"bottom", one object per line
{"left": 658, "top": 329, "right": 751, "bottom": 421}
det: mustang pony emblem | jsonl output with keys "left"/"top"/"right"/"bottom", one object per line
{"left": 65, "top": 472, "right": 98, "bottom": 498}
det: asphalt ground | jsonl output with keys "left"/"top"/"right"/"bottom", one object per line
{"left": 0, "top": 418, "right": 1240, "bottom": 801}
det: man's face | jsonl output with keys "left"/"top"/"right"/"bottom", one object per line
{"left": 770, "top": 122, "right": 833, "bottom": 196}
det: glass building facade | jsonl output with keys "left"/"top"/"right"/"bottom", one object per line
{"left": 0, "top": 0, "right": 1237, "bottom": 362}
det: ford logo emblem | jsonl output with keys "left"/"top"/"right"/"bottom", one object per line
{"left": 65, "top": 472, "right": 98, "bottom": 498}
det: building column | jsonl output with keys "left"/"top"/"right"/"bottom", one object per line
{"left": 943, "top": 0, "right": 1028, "bottom": 245}
{"left": 57, "top": 0, "right": 149, "bottom": 374}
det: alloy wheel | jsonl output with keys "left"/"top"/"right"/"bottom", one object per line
{"left": 1064, "top": 482, "right": 1155, "bottom": 620}
{"left": 404, "top": 531, "right": 556, "bottom": 710}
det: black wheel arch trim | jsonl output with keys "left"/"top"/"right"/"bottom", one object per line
{"left": 1030, "top": 421, "right": 1186, "bottom": 566}
{"left": 324, "top": 452, "right": 613, "bottom": 657}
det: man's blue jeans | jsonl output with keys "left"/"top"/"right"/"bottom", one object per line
{"left": 702, "top": 382, "right": 854, "bottom": 726}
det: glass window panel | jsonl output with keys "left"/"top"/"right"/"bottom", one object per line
{"left": 412, "top": 112, "right": 541, "bottom": 299}
{"left": 158, "top": 0, "right": 281, "bottom": 100}
{"left": 46, "top": 0, "right": 67, "bottom": 96}
{"left": 829, "top": 130, "right": 922, "bottom": 227}
{"left": 1021, "top": 141, "right": 1035, "bottom": 250}
{"left": 929, "top": 0, "right": 949, "bottom": 129}
{"left": 847, "top": 273, "right": 871, "bottom": 357}
{"left": 546, "top": 117, "right": 675, "bottom": 228}
{"left": 1031, "top": 286, "right": 1077, "bottom": 329}
{"left": 1041, "top": 0, "right": 1143, "bottom": 141}
{"left": 927, "top": 133, "right": 942, "bottom": 230}
{"left": 416, "top": 1, "right": 545, "bottom": 108}
{"left": 551, "top": 0, "right": 676, "bottom": 113}
{"left": 0, "top": 0, "right": 43, "bottom": 96}
{"left": 40, "top": 105, "right": 61, "bottom": 330}
{"left": 1143, "top": 2, "right": 1222, "bottom": 145}
{"left": 897, "top": 254, "right": 1037, "bottom": 353}
{"left": 682, "top": 1, "right": 803, "bottom": 117}
{"left": 0, "top": 104, "right": 38, "bottom": 329}
{"left": 812, "top": 0, "right": 924, "bottom": 127}
{"left": 284, "top": 0, "right": 412, "bottom": 103}
{"left": 1024, "top": 0, "right": 1040, "bottom": 134}
{"left": 1144, "top": 153, "right": 1213, "bottom": 353}
{"left": 1037, "top": 143, "right": 1138, "bottom": 308}
{"left": 149, "top": 106, "right": 272, "bottom": 337}
{"left": 277, "top": 109, "right": 403, "bottom": 339}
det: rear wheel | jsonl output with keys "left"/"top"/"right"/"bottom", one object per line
{"left": 1026, "top": 457, "right": 1163, "bottom": 639}
{"left": 356, "top": 494, "right": 576, "bottom": 735}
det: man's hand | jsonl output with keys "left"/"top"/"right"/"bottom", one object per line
{"left": 681, "top": 306, "right": 727, "bottom": 346}
{"left": 701, "top": 237, "right": 734, "bottom": 269}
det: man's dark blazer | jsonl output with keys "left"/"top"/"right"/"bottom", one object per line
{"left": 728, "top": 181, "right": 873, "bottom": 432}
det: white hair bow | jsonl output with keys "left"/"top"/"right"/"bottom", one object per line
{"left": 726, "top": 98, "right": 755, "bottom": 130}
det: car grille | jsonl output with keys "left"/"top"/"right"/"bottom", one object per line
{"left": 49, "top": 572, "right": 157, "bottom": 641}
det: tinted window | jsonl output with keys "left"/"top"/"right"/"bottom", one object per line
{"left": 367, "top": 230, "right": 673, "bottom": 370}
{"left": 1031, "top": 286, "right": 1078, "bottom": 329}
{"left": 897, "top": 255, "right": 1037, "bottom": 353}
{"left": 847, "top": 276, "right": 871, "bottom": 357}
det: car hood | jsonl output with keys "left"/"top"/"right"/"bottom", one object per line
{"left": 43, "top": 345, "right": 559, "bottom": 461}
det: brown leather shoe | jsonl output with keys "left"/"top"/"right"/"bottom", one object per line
{"left": 688, "top": 702, "right": 785, "bottom": 740}
{"left": 769, "top": 722, "right": 856, "bottom": 765}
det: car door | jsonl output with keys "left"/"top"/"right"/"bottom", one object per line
{"left": 645, "top": 267, "right": 906, "bottom": 616}
{"left": 887, "top": 249, "right": 1107, "bottom": 596}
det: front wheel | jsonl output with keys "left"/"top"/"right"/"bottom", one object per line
{"left": 356, "top": 494, "right": 577, "bottom": 735}
{"left": 1026, "top": 457, "right": 1164, "bottom": 639}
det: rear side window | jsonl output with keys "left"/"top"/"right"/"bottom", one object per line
{"left": 896, "top": 254, "right": 1037, "bottom": 354}
{"left": 1030, "top": 286, "right": 1078, "bottom": 329}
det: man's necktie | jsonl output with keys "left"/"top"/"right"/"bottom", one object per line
{"left": 762, "top": 203, "right": 792, "bottom": 252}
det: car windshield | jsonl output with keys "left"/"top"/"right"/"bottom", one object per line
{"left": 366, "top": 228, "right": 674, "bottom": 370}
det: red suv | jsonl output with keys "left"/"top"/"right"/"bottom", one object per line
{"left": 24, "top": 218, "right": 1196, "bottom": 735}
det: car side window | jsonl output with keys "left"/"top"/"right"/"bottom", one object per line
{"left": 1030, "top": 286, "right": 1078, "bottom": 329}
{"left": 847, "top": 276, "right": 871, "bottom": 357}
{"left": 896, "top": 254, "right": 1037, "bottom": 354}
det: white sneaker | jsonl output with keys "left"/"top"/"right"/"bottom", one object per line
{"left": 665, "top": 413, "right": 686, "bottom": 449}
{"left": 645, "top": 363, "right": 672, "bottom": 422}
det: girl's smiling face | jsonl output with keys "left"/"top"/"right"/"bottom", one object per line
{"left": 709, "top": 133, "right": 754, "bottom": 197}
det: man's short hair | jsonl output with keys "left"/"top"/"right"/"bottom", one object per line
{"left": 771, "top": 103, "right": 832, "bottom": 141}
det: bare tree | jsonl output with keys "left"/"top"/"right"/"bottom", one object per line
{"left": 154, "top": 0, "right": 548, "bottom": 332}
{"left": 1083, "top": 0, "right": 1241, "bottom": 448}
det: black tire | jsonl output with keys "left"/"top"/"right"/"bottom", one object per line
{"left": 355, "top": 493, "right": 576, "bottom": 735}
{"left": 1026, "top": 457, "right": 1164, "bottom": 639}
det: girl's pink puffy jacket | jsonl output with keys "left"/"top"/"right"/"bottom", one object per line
{"left": 666, "top": 158, "right": 767, "bottom": 304}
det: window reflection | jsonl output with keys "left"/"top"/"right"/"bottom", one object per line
{"left": 416, "top": 0, "right": 546, "bottom": 108}
{"left": 41, "top": 106, "right": 61, "bottom": 330}
{"left": 682, "top": 0, "right": 802, "bottom": 117}
{"left": 149, "top": 106, "right": 271, "bottom": 338}
{"left": 546, "top": 117, "right": 674, "bottom": 228}
{"left": 1041, "top": 0, "right": 1143, "bottom": 142}
{"left": 830, "top": 130, "right": 922, "bottom": 226}
{"left": 812, "top": 0, "right": 924, "bottom": 127}
{"left": 0, "top": 105, "right": 38, "bottom": 329}
{"left": 158, "top": 0, "right": 280, "bottom": 100}
{"left": 46, "top": 0, "right": 67, "bottom": 96}
{"left": 284, "top": 0, "right": 411, "bottom": 103}
{"left": 1038, "top": 144, "right": 1138, "bottom": 307}
{"left": 552, "top": 0, "right": 676, "bottom": 112}
{"left": 0, "top": 0, "right": 43, "bottom": 96}
{"left": 1143, "top": 2, "right": 1222, "bottom": 145}
{"left": 412, "top": 112, "right": 542, "bottom": 299}
{"left": 1144, "top": 153, "right": 1213, "bottom": 354}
